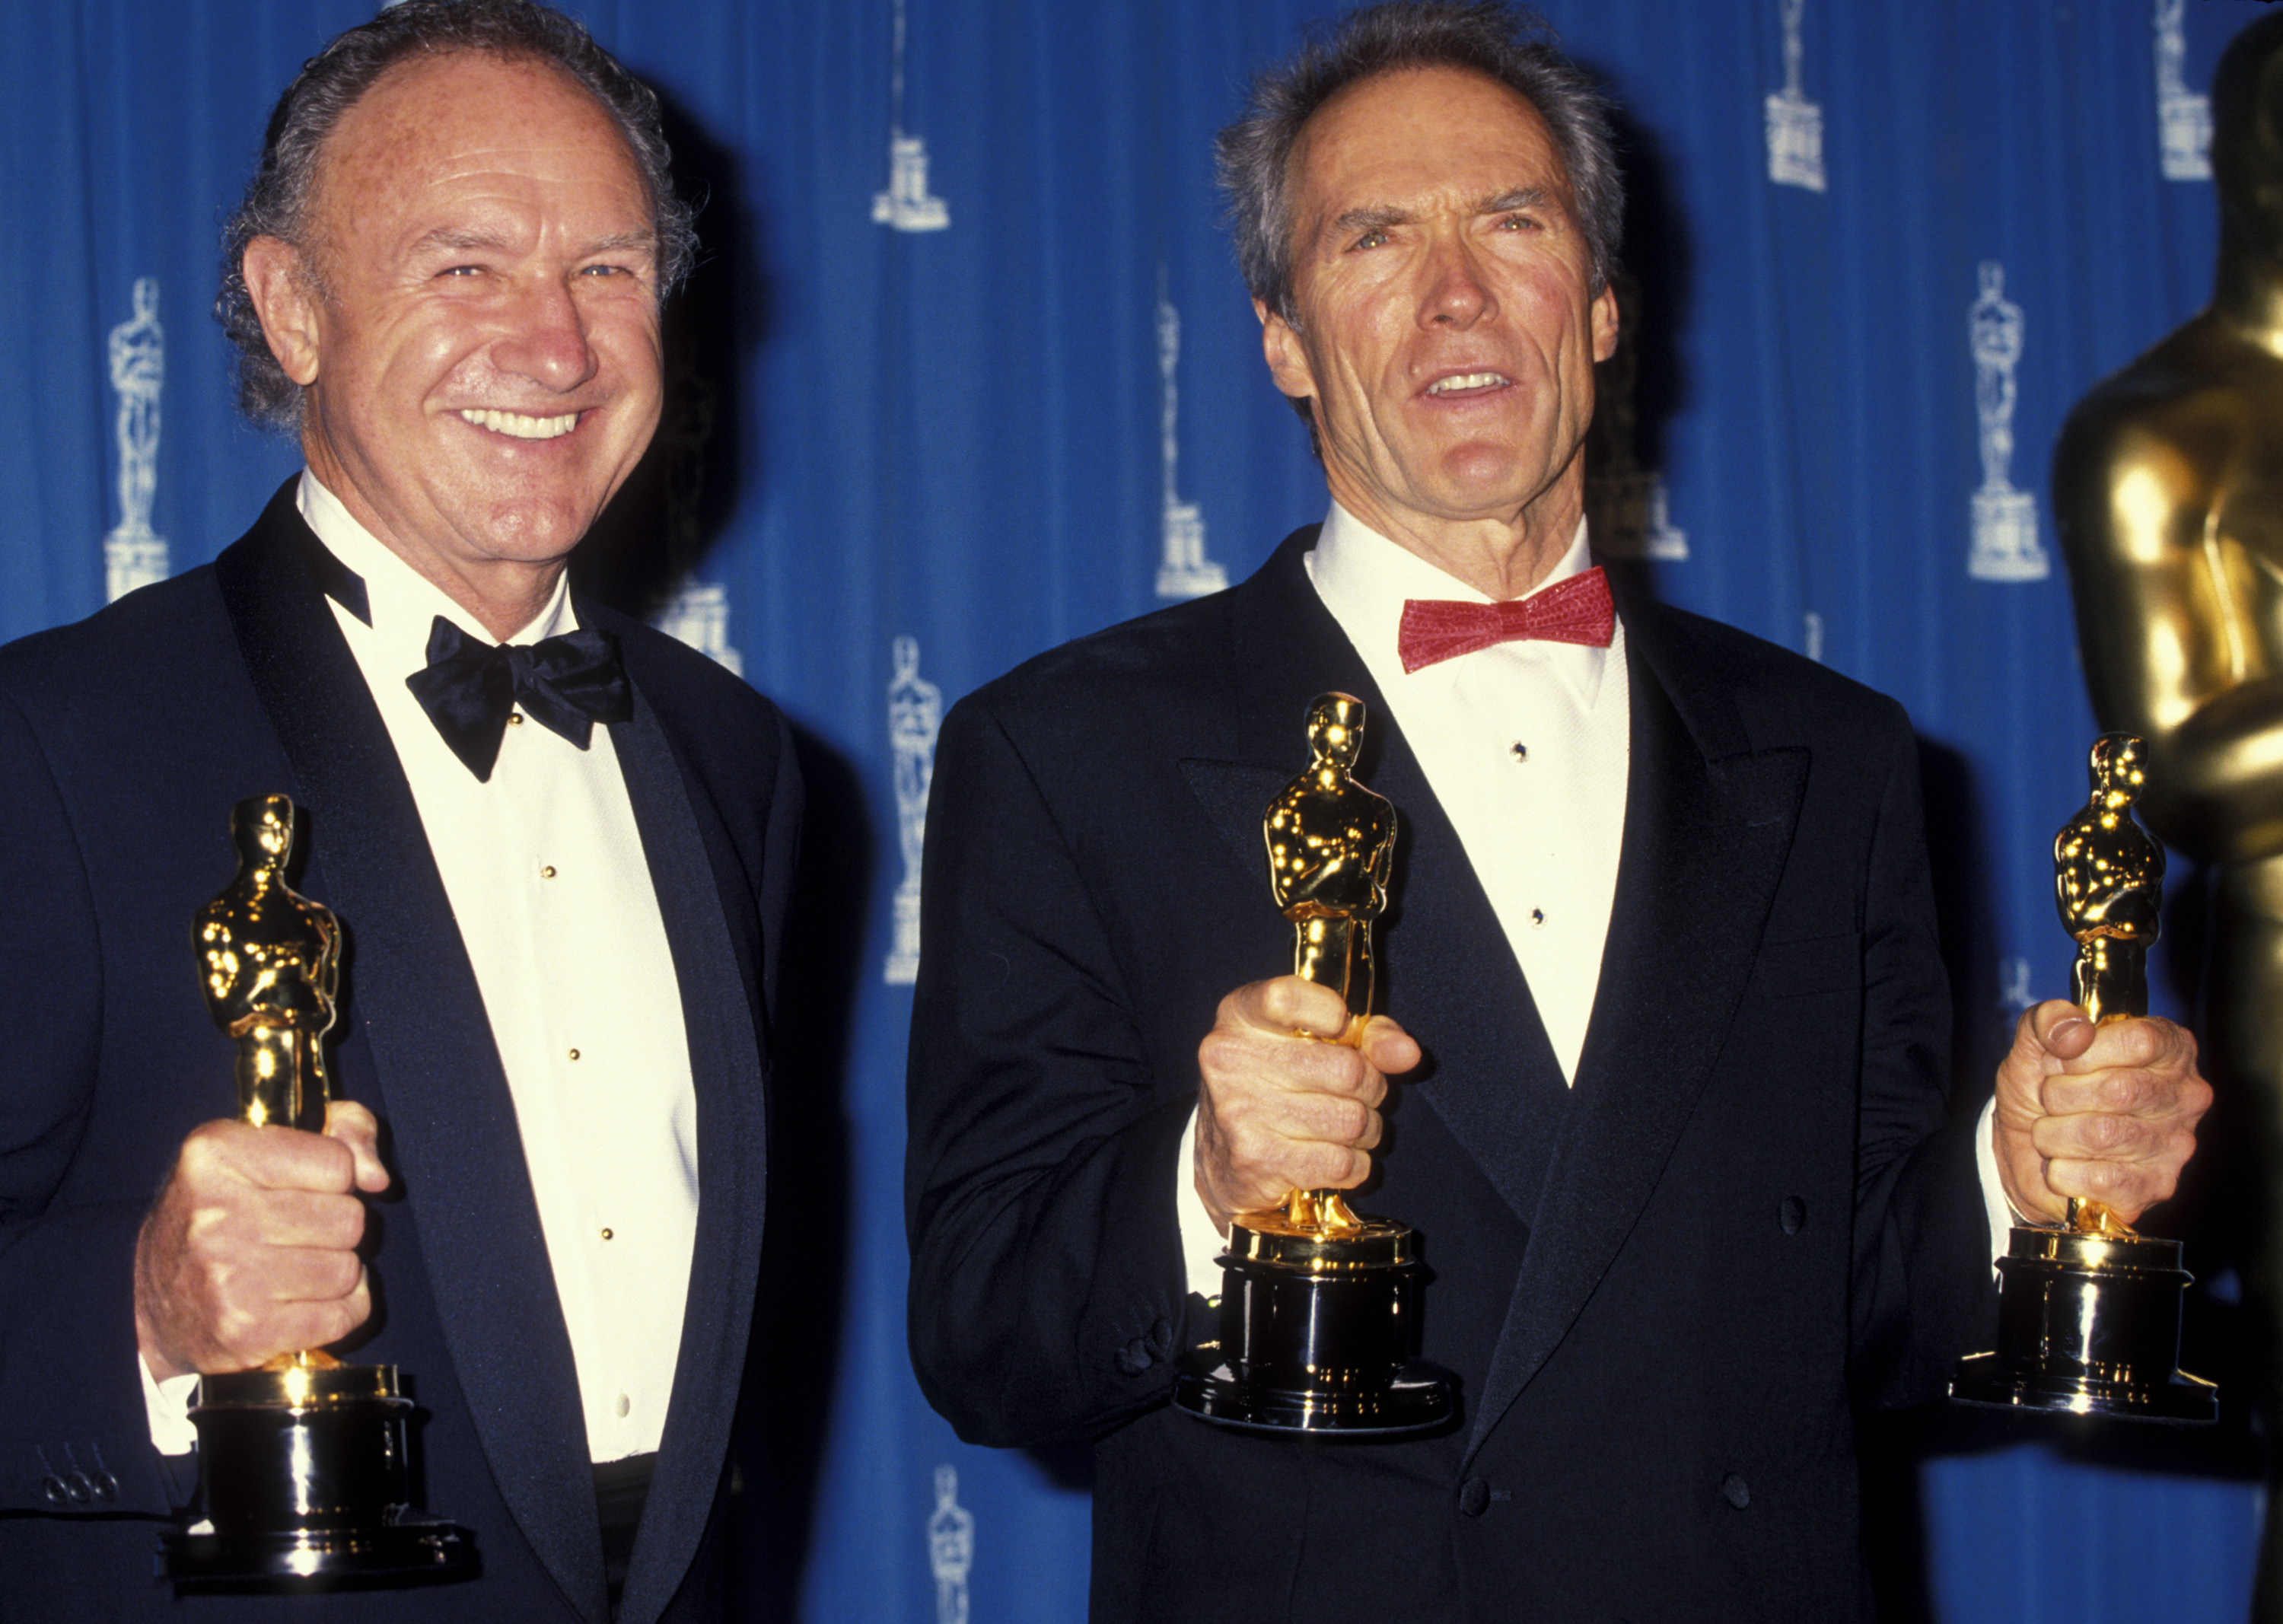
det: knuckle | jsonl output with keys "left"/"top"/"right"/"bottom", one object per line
{"left": 327, "top": 1194, "right": 368, "bottom": 1249}
{"left": 321, "top": 1249, "right": 364, "bottom": 1299}
{"left": 1197, "top": 1031, "right": 1245, "bottom": 1084}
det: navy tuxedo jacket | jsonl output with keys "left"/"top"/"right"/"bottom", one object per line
{"left": 0, "top": 484, "right": 798, "bottom": 1623}
{"left": 906, "top": 530, "right": 1994, "bottom": 1622}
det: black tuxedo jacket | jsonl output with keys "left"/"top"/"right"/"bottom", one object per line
{"left": 0, "top": 483, "right": 798, "bottom": 1623}
{"left": 906, "top": 530, "right": 1993, "bottom": 1622}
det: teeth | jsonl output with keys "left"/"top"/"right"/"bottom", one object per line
{"left": 1428, "top": 372, "right": 1510, "bottom": 395}
{"left": 460, "top": 408, "right": 578, "bottom": 440}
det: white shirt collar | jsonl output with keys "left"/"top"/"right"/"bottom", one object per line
{"left": 1305, "top": 501, "right": 1610, "bottom": 709}
{"left": 295, "top": 470, "right": 576, "bottom": 669}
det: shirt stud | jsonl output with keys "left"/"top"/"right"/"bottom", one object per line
{"left": 1530, "top": 909, "right": 1546, "bottom": 928}
{"left": 507, "top": 712, "right": 523, "bottom": 726}
{"left": 540, "top": 865, "right": 556, "bottom": 879}
{"left": 1511, "top": 742, "right": 1528, "bottom": 762}
{"left": 600, "top": 1227, "right": 613, "bottom": 1241}
{"left": 568, "top": 1048, "right": 581, "bottom": 1062}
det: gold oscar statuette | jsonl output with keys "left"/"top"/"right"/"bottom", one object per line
{"left": 158, "top": 794, "right": 473, "bottom": 1583}
{"left": 1951, "top": 737, "right": 2218, "bottom": 1422}
{"left": 1173, "top": 694, "right": 1457, "bottom": 1434}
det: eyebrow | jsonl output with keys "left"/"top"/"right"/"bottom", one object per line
{"left": 1320, "top": 186, "right": 1560, "bottom": 245}
{"left": 1477, "top": 186, "right": 1555, "bottom": 215}
{"left": 583, "top": 231, "right": 661, "bottom": 258}
{"left": 405, "top": 226, "right": 660, "bottom": 258}
{"left": 408, "top": 226, "right": 514, "bottom": 256}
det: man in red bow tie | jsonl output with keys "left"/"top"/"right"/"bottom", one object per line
{"left": 906, "top": 5, "right": 2208, "bottom": 1619}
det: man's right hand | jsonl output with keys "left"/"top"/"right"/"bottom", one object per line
{"left": 1192, "top": 975, "right": 1421, "bottom": 1235}
{"left": 133, "top": 1100, "right": 391, "bottom": 1380}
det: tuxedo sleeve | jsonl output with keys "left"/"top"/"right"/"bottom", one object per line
{"left": 905, "top": 697, "right": 1194, "bottom": 1447}
{"left": 0, "top": 686, "right": 180, "bottom": 1515}
{"left": 1847, "top": 711, "right": 1998, "bottom": 1409}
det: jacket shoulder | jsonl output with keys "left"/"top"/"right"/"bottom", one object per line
{"left": 1635, "top": 599, "right": 1912, "bottom": 743}
{"left": 586, "top": 603, "right": 795, "bottom": 779}
{"left": 972, "top": 593, "right": 1240, "bottom": 716}
{"left": 0, "top": 566, "right": 231, "bottom": 713}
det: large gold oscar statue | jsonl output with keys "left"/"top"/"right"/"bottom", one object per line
{"left": 2052, "top": 3, "right": 2283, "bottom": 1595}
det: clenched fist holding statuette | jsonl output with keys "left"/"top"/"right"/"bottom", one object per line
{"left": 1951, "top": 737, "right": 2217, "bottom": 1422}
{"left": 1174, "top": 694, "right": 1456, "bottom": 1434}
{"left": 158, "top": 795, "right": 470, "bottom": 1583}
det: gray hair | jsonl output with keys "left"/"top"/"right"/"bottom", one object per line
{"left": 216, "top": 0, "right": 697, "bottom": 430}
{"left": 1215, "top": 2, "right": 1623, "bottom": 326}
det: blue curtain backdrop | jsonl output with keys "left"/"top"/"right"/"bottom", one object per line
{"left": 3, "top": 0, "right": 2272, "bottom": 1617}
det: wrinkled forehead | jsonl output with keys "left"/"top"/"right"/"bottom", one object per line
{"left": 308, "top": 48, "right": 649, "bottom": 223}
{"left": 1285, "top": 65, "right": 1571, "bottom": 219}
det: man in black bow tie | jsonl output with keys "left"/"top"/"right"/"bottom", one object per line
{"left": 0, "top": 5, "right": 796, "bottom": 1619}
{"left": 905, "top": 5, "right": 2208, "bottom": 1619}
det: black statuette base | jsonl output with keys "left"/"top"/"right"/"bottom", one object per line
{"left": 155, "top": 1363, "right": 475, "bottom": 1584}
{"left": 1950, "top": 1225, "right": 2217, "bottom": 1425}
{"left": 1173, "top": 1214, "right": 1456, "bottom": 1437}
{"left": 158, "top": 1513, "right": 468, "bottom": 1584}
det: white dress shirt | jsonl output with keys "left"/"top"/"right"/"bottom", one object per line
{"left": 1178, "top": 503, "right": 2008, "bottom": 1300}
{"left": 145, "top": 472, "right": 697, "bottom": 1463}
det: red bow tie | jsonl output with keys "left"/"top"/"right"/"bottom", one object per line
{"left": 1396, "top": 566, "right": 1616, "bottom": 673}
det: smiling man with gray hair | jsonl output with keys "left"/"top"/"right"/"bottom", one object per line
{"left": 0, "top": 5, "right": 796, "bottom": 1619}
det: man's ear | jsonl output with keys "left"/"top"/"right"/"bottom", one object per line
{"left": 1590, "top": 281, "right": 1619, "bottom": 365}
{"left": 240, "top": 236, "right": 323, "bottom": 387}
{"left": 1256, "top": 297, "right": 1318, "bottom": 403}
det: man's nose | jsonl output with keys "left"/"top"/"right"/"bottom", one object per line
{"left": 490, "top": 276, "right": 599, "bottom": 391}
{"left": 1419, "top": 239, "right": 1495, "bottom": 328}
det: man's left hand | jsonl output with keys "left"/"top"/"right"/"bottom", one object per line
{"left": 1992, "top": 1000, "right": 2211, "bottom": 1227}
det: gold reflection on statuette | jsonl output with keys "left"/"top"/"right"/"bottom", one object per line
{"left": 193, "top": 794, "right": 339, "bottom": 1135}
{"left": 2053, "top": 735, "right": 2165, "bottom": 1237}
{"left": 1243, "top": 693, "right": 1396, "bottom": 1240}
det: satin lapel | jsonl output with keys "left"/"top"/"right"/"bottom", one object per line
{"left": 1463, "top": 619, "right": 1809, "bottom": 1463}
{"left": 600, "top": 624, "right": 772, "bottom": 1624}
{"left": 1192, "top": 537, "right": 1565, "bottom": 1224}
{"left": 214, "top": 486, "right": 607, "bottom": 1622}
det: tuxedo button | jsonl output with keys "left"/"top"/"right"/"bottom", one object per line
{"left": 1721, "top": 1473, "right": 1750, "bottom": 1509}
{"left": 90, "top": 1470, "right": 118, "bottom": 1503}
{"left": 62, "top": 1471, "right": 91, "bottom": 1505}
{"left": 39, "top": 1475, "right": 67, "bottom": 1507}
{"left": 1116, "top": 1339, "right": 1151, "bottom": 1377}
{"left": 1779, "top": 1197, "right": 1806, "bottom": 1234}
{"left": 1457, "top": 1477, "right": 1491, "bottom": 1517}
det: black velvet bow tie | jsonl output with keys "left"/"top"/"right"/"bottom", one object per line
{"left": 404, "top": 616, "right": 633, "bottom": 782}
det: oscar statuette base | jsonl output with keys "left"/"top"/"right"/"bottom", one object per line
{"left": 1950, "top": 1225, "right": 2217, "bottom": 1425}
{"left": 155, "top": 1361, "right": 474, "bottom": 1584}
{"left": 1173, "top": 1212, "right": 1456, "bottom": 1438}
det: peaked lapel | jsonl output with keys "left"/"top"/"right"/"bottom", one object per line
{"left": 1184, "top": 535, "right": 1571, "bottom": 1226}
{"left": 598, "top": 612, "right": 774, "bottom": 1624}
{"left": 1462, "top": 606, "right": 1808, "bottom": 1463}
{"left": 215, "top": 483, "right": 606, "bottom": 1622}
